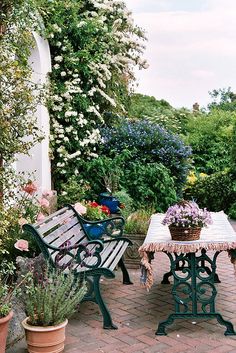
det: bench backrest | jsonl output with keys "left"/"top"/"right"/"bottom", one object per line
{"left": 23, "top": 205, "right": 89, "bottom": 267}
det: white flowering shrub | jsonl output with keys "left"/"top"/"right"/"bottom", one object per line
{"left": 38, "top": 0, "right": 147, "bottom": 187}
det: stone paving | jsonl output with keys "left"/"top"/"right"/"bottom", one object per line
{"left": 8, "top": 221, "right": 236, "bottom": 353}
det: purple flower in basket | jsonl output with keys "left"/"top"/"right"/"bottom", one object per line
{"left": 162, "top": 200, "right": 212, "bottom": 229}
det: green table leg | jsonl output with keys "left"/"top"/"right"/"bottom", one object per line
{"left": 156, "top": 249, "right": 236, "bottom": 336}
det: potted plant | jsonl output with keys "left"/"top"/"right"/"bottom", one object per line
{"left": 162, "top": 200, "right": 212, "bottom": 241}
{"left": 74, "top": 201, "right": 111, "bottom": 239}
{"left": 124, "top": 209, "right": 153, "bottom": 268}
{"left": 21, "top": 265, "right": 87, "bottom": 353}
{"left": 0, "top": 260, "right": 27, "bottom": 353}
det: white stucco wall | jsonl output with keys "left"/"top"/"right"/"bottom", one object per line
{"left": 15, "top": 32, "right": 52, "bottom": 194}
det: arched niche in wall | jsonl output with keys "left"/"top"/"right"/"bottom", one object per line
{"left": 15, "top": 32, "right": 52, "bottom": 194}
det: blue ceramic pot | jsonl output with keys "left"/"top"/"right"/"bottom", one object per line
{"left": 99, "top": 192, "right": 120, "bottom": 213}
{"left": 83, "top": 223, "right": 105, "bottom": 239}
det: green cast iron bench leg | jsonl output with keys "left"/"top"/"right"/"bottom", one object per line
{"left": 82, "top": 273, "right": 118, "bottom": 329}
{"left": 118, "top": 258, "right": 133, "bottom": 285}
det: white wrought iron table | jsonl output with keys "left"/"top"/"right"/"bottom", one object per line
{"left": 139, "top": 211, "right": 236, "bottom": 335}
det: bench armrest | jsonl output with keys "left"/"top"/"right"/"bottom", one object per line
{"left": 43, "top": 239, "right": 103, "bottom": 252}
{"left": 49, "top": 239, "right": 105, "bottom": 270}
{"left": 67, "top": 204, "right": 125, "bottom": 240}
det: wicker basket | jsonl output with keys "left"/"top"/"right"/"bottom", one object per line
{"left": 169, "top": 226, "right": 201, "bottom": 241}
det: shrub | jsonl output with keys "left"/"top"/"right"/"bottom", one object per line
{"left": 113, "top": 189, "right": 134, "bottom": 219}
{"left": 58, "top": 176, "right": 90, "bottom": 208}
{"left": 0, "top": 172, "right": 51, "bottom": 262}
{"left": 38, "top": 0, "right": 147, "bottom": 187}
{"left": 228, "top": 202, "right": 236, "bottom": 219}
{"left": 184, "top": 110, "right": 236, "bottom": 173}
{"left": 127, "top": 93, "right": 192, "bottom": 134}
{"left": 231, "top": 120, "right": 236, "bottom": 177}
{"left": 184, "top": 170, "right": 236, "bottom": 212}
{"left": 79, "top": 153, "right": 128, "bottom": 199}
{"left": 100, "top": 120, "right": 192, "bottom": 193}
{"left": 123, "top": 162, "right": 177, "bottom": 211}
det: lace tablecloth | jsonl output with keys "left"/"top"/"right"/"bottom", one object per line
{"left": 139, "top": 211, "right": 236, "bottom": 290}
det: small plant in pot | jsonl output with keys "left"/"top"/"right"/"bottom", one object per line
{"left": 21, "top": 265, "right": 87, "bottom": 353}
{"left": 162, "top": 200, "right": 212, "bottom": 241}
{"left": 125, "top": 209, "right": 153, "bottom": 235}
{"left": 124, "top": 209, "right": 153, "bottom": 268}
{"left": 74, "top": 201, "right": 111, "bottom": 239}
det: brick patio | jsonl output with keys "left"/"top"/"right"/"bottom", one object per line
{"left": 7, "top": 221, "right": 236, "bottom": 353}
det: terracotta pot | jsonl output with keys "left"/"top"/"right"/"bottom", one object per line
{"left": 0, "top": 310, "right": 13, "bottom": 353}
{"left": 22, "top": 318, "right": 68, "bottom": 353}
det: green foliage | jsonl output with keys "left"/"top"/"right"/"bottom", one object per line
{"left": 0, "top": 169, "right": 48, "bottom": 262}
{"left": 184, "top": 110, "right": 236, "bottom": 173}
{"left": 128, "top": 93, "right": 171, "bottom": 117}
{"left": 80, "top": 149, "right": 178, "bottom": 211}
{"left": 0, "top": 261, "right": 15, "bottom": 317}
{"left": 25, "top": 267, "right": 87, "bottom": 326}
{"left": 124, "top": 209, "right": 153, "bottom": 234}
{"left": 184, "top": 170, "right": 236, "bottom": 212}
{"left": 228, "top": 203, "right": 236, "bottom": 219}
{"left": 124, "top": 162, "right": 177, "bottom": 212}
{"left": 0, "top": 1, "right": 45, "bottom": 265}
{"left": 113, "top": 189, "right": 134, "bottom": 219}
{"left": 58, "top": 176, "right": 90, "bottom": 208}
{"left": 80, "top": 153, "right": 128, "bottom": 198}
{"left": 127, "top": 93, "right": 192, "bottom": 134}
{"left": 0, "top": 261, "right": 28, "bottom": 318}
{"left": 231, "top": 121, "right": 236, "bottom": 177}
{"left": 208, "top": 87, "right": 236, "bottom": 112}
{"left": 0, "top": 0, "right": 43, "bottom": 163}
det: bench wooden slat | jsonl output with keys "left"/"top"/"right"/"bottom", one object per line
{"left": 78, "top": 241, "right": 118, "bottom": 269}
{"left": 108, "top": 243, "right": 129, "bottom": 271}
{"left": 43, "top": 217, "right": 82, "bottom": 244}
{"left": 51, "top": 225, "right": 86, "bottom": 248}
{"left": 37, "top": 209, "right": 75, "bottom": 234}
{"left": 102, "top": 241, "right": 125, "bottom": 268}
{"left": 34, "top": 207, "right": 69, "bottom": 229}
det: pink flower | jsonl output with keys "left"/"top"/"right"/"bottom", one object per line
{"left": 37, "top": 212, "right": 45, "bottom": 222}
{"left": 18, "top": 217, "right": 28, "bottom": 227}
{"left": 22, "top": 182, "right": 37, "bottom": 195}
{"left": 42, "top": 190, "right": 54, "bottom": 198}
{"left": 39, "top": 198, "right": 50, "bottom": 208}
{"left": 14, "top": 239, "right": 29, "bottom": 252}
{"left": 74, "top": 202, "right": 87, "bottom": 215}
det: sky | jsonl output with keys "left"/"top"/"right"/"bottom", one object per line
{"left": 125, "top": 0, "right": 236, "bottom": 109}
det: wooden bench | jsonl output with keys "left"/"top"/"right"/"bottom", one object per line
{"left": 23, "top": 204, "right": 133, "bottom": 329}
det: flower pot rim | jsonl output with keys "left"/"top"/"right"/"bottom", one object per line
{"left": 0, "top": 310, "right": 13, "bottom": 323}
{"left": 22, "top": 317, "right": 68, "bottom": 332}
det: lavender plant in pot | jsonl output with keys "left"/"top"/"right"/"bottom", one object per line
{"left": 21, "top": 266, "right": 87, "bottom": 353}
{"left": 162, "top": 200, "right": 212, "bottom": 241}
